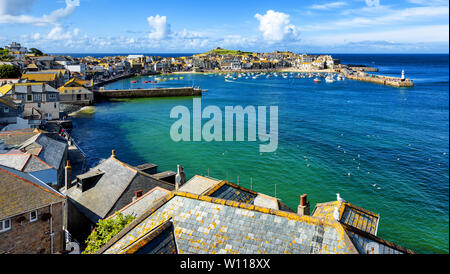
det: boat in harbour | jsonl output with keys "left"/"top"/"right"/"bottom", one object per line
{"left": 325, "top": 74, "right": 336, "bottom": 83}
{"left": 314, "top": 78, "right": 321, "bottom": 83}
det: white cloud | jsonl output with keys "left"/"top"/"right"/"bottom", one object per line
{"left": 302, "top": 5, "right": 449, "bottom": 31}
{"left": 46, "top": 25, "right": 80, "bottom": 40}
{"left": 254, "top": 10, "right": 299, "bottom": 44}
{"left": 310, "top": 1, "right": 347, "bottom": 10}
{"left": 0, "top": 0, "right": 79, "bottom": 25}
{"left": 365, "top": 0, "right": 380, "bottom": 7}
{"left": 147, "top": 14, "right": 171, "bottom": 40}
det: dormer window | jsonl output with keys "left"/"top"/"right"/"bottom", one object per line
{"left": 76, "top": 170, "right": 105, "bottom": 192}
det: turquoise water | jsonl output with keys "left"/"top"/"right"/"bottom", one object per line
{"left": 71, "top": 54, "right": 449, "bottom": 253}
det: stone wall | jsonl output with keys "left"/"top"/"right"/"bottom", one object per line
{"left": 95, "top": 87, "right": 202, "bottom": 99}
{"left": 0, "top": 202, "right": 65, "bottom": 254}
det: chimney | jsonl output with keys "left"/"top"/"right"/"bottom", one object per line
{"left": 133, "top": 190, "right": 143, "bottom": 202}
{"left": 42, "top": 83, "right": 45, "bottom": 93}
{"left": 175, "top": 165, "right": 186, "bottom": 191}
{"left": 65, "top": 160, "right": 72, "bottom": 190}
{"left": 297, "top": 194, "right": 310, "bottom": 216}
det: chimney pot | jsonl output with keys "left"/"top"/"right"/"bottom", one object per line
{"left": 300, "top": 194, "right": 307, "bottom": 206}
{"left": 65, "top": 160, "right": 72, "bottom": 190}
{"left": 297, "top": 193, "right": 310, "bottom": 217}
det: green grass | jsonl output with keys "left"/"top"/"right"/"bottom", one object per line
{"left": 199, "top": 48, "right": 253, "bottom": 56}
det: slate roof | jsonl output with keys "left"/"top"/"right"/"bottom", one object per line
{"left": 203, "top": 180, "right": 295, "bottom": 213}
{"left": 119, "top": 220, "right": 178, "bottom": 254}
{"left": 21, "top": 73, "right": 57, "bottom": 82}
{"left": 99, "top": 191, "right": 415, "bottom": 254}
{"left": 0, "top": 129, "right": 43, "bottom": 147}
{"left": 0, "top": 165, "right": 65, "bottom": 220}
{"left": 0, "top": 152, "right": 54, "bottom": 173}
{"left": 179, "top": 175, "right": 222, "bottom": 195}
{"left": 100, "top": 192, "right": 355, "bottom": 254}
{"left": 110, "top": 187, "right": 171, "bottom": 219}
{"left": 63, "top": 156, "right": 176, "bottom": 224}
{"left": 0, "top": 83, "right": 59, "bottom": 95}
{"left": 312, "top": 201, "right": 379, "bottom": 236}
{"left": 18, "top": 133, "right": 67, "bottom": 169}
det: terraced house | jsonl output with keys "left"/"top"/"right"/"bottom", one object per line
{"left": 0, "top": 83, "right": 60, "bottom": 122}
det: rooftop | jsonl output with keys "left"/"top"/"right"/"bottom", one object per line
{"left": 0, "top": 165, "right": 65, "bottom": 220}
{"left": 98, "top": 190, "right": 414, "bottom": 254}
{"left": 63, "top": 154, "right": 176, "bottom": 224}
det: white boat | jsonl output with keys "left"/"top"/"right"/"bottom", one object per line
{"left": 337, "top": 74, "right": 345, "bottom": 81}
{"left": 314, "top": 78, "right": 321, "bottom": 83}
{"left": 325, "top": 74, "right": 335, "bottom": 83}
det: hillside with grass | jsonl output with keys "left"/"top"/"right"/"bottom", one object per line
{"left": 198, "top": 47, "right": 253, "bottom": 56}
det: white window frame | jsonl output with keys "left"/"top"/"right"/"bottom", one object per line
{"left": 30, "top": 210, "right": 38, "bottom": 223}
{"left": 0, "top": 218, "right": 11, "bottom": 233}
{"left": 4, "top": 107, "right": 9, "bottom": 113}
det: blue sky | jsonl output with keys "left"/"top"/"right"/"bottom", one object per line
{"left": 0, "top": 0, "right": 448, "bottom": 53}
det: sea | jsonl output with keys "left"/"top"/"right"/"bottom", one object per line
{"left": 69, "top": 54, "right": 449, "bottom": 254}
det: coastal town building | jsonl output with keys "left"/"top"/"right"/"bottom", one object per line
{"left": 0, "top": 165, "right": 66, "bottom": 254}
{"left": 96, "top": 176, "right": 414, "bottom": 254}
{"left": 0, "top": 83, "right": 61, "bottom": 121}
{"left": 0, "top": 129, "right": 68, "bottom": 186}
{"left": 58, "top": 78, "right": 94, "bottom": 105}
{"left": 4, "top": 42, "right": 28, "bottom": 59}
{"left": 61, "top": 151, "right": 184, "bottom": 244}
{"left": 0, "top": 96, "right": 22, "bottom": 128}
{"left": 21, "top": 70, "right": 67, "bottom": 88}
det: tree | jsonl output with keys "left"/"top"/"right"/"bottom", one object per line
{"left": 29, "top": 48, "right": 44, "bottom": 56}
{"left": 82, "top": 212, "right": 135, "bottom": 254}
{"left": 0, "top": 49, "right": 12, "bottom": 61}
{"left": 0, "top": 65, "right": 21, "bottom": 78}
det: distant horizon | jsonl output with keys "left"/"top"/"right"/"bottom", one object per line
{"left": 47, "top": 52, "right": 450, "bottom": 55}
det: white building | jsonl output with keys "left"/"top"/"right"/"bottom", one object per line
{"left": 2, "top": 83, "right": 60, "bottom": 121}
{"left": 230, "top": 59, "right": 242, "bottom": 70}
{"left": 66, "top": 64, "right": 86, "bottom": 75}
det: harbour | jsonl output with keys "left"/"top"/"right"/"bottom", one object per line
{"left": 71, "top": 54, "right": 449, "bottom": 254}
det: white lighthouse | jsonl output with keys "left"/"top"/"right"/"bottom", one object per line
{"left": 401, "top": 69, "right": 405, "bottom": 80}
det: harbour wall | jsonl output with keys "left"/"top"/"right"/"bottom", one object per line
{"left": 94, "top": 87, "right": 203, "bottom": 99}
{"left": 345, "top": 73, "right": 414, "bottom": 87}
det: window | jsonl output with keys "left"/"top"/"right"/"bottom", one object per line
{"left": 54, "top": 103, "right": 57, "bottom": 108}
{"left": 30, "top": 210, "right": 37, "bottom": 223}
{"left": 27, "top": 94, "right": 32, "bottom": 102}
{"left": 0, "top": 219, "right": 11, "bottom": 233}
{"left": 37, "top": 103, "right": 41, "bottom": 108}
{"left": 34, "top": 94, "right": 42, "bottom": 102}
{"left": 4, "top": 107, "right": 8, "bottom": 113}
